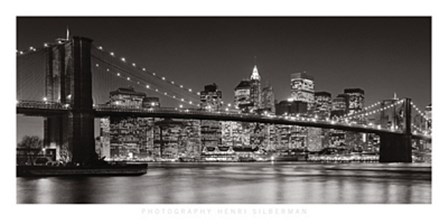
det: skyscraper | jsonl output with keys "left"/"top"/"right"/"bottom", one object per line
{"left": 331, "top": 94, "right": 349, "bottom": 118}
{"left": 200, "top": 83, "right": 223, "bottom": 112}
{"left": 250, "top": 65, "right": 262, "bottom": 110}
{"left": 234, "top": 80, "right": 252, "bottom": 113}
{"left": 314, "top": 91, "right": 332, "bottom": 118}
{"left": 290, "top": 72, "right": 314, "bottom": 111}
{"left": 344, "top": 88, "right": 365, "bottom": 115}
{"left": 261, "top": 85, "right": 275, "bottom": 114}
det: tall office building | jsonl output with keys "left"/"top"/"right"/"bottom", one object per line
{"left": 250, "top": 65, "right": 262, "bottom": 110}
{"left": 261, "top": 85, "right": 275, "bottom": 114}
{"left": 290, "top": 72, "right": 315, "bottom": 111}
{"left": 331, "top": 94, "right": 349, "bottom": 118}
{"left": 344, "top": 88, "right": 365, "bottom": 115}
{"left": 234, "top": 79, "right": 252, "bottom": 113}
{"left": 314, "top": 91, "right": 332, "bottom": 118}
{"left": 200, "top": 83, "right": 223, "bottom": 112}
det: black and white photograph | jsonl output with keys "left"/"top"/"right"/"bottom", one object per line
{"left": 3, "top": 0, "right": 447, "bottom": 223}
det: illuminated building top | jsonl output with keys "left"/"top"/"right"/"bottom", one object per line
{"left": 250, "top": 65, "right": 260, "bottom": 81}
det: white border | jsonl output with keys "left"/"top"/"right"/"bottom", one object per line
{"left": 2, "top": 0, "right": 447, "bottom": 223}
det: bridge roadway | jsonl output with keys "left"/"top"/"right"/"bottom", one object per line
{"left": 16, "top": 102, "right": 431, "bottom": 141}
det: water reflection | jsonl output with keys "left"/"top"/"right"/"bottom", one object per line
{"left": 17, "top": 162, "right": 431, "bottom": 204}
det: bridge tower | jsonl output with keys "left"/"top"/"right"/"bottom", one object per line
{"left": 43, "top": 36, "right": 96, "bottom": 164}
{"left": 379, "top": 98, "right": 412, "bottom": 162}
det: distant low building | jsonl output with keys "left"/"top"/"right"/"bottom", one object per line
{"left": 275, "top": 100, "right": 308, "bottom": 115}
{"left": 200, "top": 83, "right": 223, "bottom": 112}
{"left": 109, "top": 86, "right": 146, "bottom": 107}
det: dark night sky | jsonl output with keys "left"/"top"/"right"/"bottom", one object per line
{"left": 16, "top": 17, "right": 431, "bottom": 141}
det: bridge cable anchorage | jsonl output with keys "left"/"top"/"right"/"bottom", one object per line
{"left": 92, "top": 44, "right": 235, "bottom": 108}
{"left": 92, "top": 60, "right": 201, "bottom": 107}
{"left": 91, "top": 51, "right": 202, "bottom": 105}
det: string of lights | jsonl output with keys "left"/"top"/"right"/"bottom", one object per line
{"left": 92, "top": 54, "right": 201, "bottom": 104}
{"left": 410, "top": 101, "right": 431, "bottom": 122}
{"left": 16, "top": 39, "right": 71, "bottom": 57}
{"left": 93, "top": 61, "right": 201, "bottom": 108}
{"left": 341, "top": 100, "right": 382, "bottom": 119}
{"left": 411, "top": 123, "right": 426, "bottom": 134}
{"left": 343, "top": 99, "right": 405, "bottom": 120}
{"left": 92, "top": 44, "right": 236, "bottom": 108}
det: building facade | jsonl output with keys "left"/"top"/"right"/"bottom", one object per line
{"left": 234, "top": 80, "right": 252, "bottom": 113}
{"left": 290, "top": 72, "right": 315, "bottom": 110}
{"left": 344, "top": 88, "right": 365, "bottom": 115}
{"left": 261, "top": 85, "right": 275, "bottom": 114}
{"left": 200, "top": 83, "right": 223, "bottom": 111}
{"left": 314, "top": 91, "right": 332, "bottom": 119}
{"left": 250, "top": 65, "right": 262, "bottom": 110}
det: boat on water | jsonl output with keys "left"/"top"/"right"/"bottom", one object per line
{"left": 16, "top": 163, "right": 148, "bottom": 177}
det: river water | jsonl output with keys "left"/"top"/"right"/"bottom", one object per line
{"left": 16, "top": 162, "right": 431, "bottom": 203}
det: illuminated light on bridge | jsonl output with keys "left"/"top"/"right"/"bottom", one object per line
{"left": 127, "top": 77, "right": 130, "bottom": 81}
{"left": 132, "top": 63, "right": 136, "bottom": 67}
{"left": 142, "top": 68, "right": 146, "bottom": 71}
{"left": 110, "top": 52, "right": 115, "bottom": 56}
{"left": 189, "top": 101, "right": 193, "bottom": 105}
{"left": 181, "top": 98, "right": 184, "bottom": 102}
{"left": 188, "top": 89, "right": 192, "bottom": 92}
{"left": 95, "top": 63, "right": 99, "bottom": 67}
{"left": 155, "top": 89, "right": 158, "bottom": 92}
{"left": 97, "top": 46, "right": 103, "bottom": 50}
{"left": 121, "top": 57, "right": 126, "bottom": 62}
{"left": 164, "top": 92, "right": 167, "bottom": 95}
{"left": 116, "top": 72, "right": 120, "bottom": 77}
{"left": 44, "top": 43, "right": 49, "bottom": 47}
{"left": 42, "top": 97, "right": 47, "bottom": 102}
{"left": 172, "top": 96, "right": 176, "bottom": 99}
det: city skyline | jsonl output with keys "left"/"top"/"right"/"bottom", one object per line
{"left": 16, "top": 17, "right": 431, "bottom": 143}
{"left": 17, "top": 17, "right": 431, "bottom": 108}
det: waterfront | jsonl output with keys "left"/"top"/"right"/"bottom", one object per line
{"left": 17, "top": 162, "right": 431, "bottom": 203}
